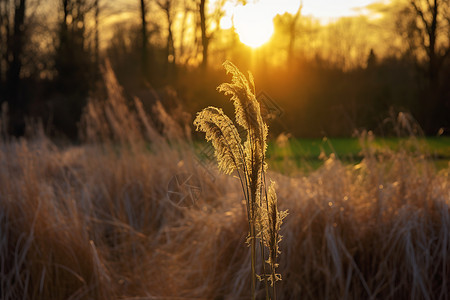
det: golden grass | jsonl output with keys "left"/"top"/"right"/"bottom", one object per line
{"left": 194, "top": 61, "right": 287, "bottom": 300}
{"left": 0, "top": 63, "right": 449, "bottom": 299}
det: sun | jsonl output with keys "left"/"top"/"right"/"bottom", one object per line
{"left": 219, "top": 0, "right": 382, "bottom": 48}
{"left": 220, "top": 2, "right": 276, "bottom": 48}
{"left": 233, "top": 3, "right": 275, "bottom": 48}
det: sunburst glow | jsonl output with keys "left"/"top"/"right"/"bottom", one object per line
{"left": 232, "top": 3, "right": 276, "bottom": 48}
{"left": 220, "top": 0, "right": 380, "bottom": 48}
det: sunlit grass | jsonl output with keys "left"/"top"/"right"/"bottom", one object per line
{"left": 266, "top": 136, "right": 450, "bottom": 173}
{"left": 0, "top": 63, "right": 449, "bottom": 299}
{"left": 194, "top": 61, "right": 287, "bottom": 299}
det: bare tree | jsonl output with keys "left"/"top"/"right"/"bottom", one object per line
{"left": 0, "top": 1, "right": 9, "bottom": 91}
{"left": 197, "top": 0, "right": 238, "bottom": 69}
{"left": 0, "top": 0, "right": 27, "bottom": 105}
{"left": 157, "top": 0, "right": 176, "bottom": 75}
{"left": 288, "top": 1, "right": 302, "bottom": 63}
{"left": 53, "top": 0, "right": 98, "bottom": 137}
{"left": 409, "top": 0, "right": 450, "bottom": 132}
{"left": 410, "top": 0, "right": 450, "bottom": 86}
{"left": 199, "top": 0, "right": 208, "bottom": 69}
{"left": 0, "top": 0, "right": 46, "bottom": 134}
{"left": 94, "top": 0, "right": 99, "bottom": 74}
{"left": 56, "top": 0, "right": 96, "bottom": 88}
{"left": 140, "top": 0, "right": 149, "bottom": 78}
{"left": 177, "top": 0, "right": 194, "bottom": 65}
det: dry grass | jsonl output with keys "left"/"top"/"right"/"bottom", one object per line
{"left": 0, "top": 64, "right": 449, "bottom": 299}
{"left": 194, "top": 61, "right": 287, "bottom": 299}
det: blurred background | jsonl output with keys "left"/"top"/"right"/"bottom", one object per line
{"left": 0, "top": 0, "right": 449, "bottom": 139}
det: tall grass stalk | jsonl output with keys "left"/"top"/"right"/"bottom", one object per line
{"left": 194, "top": 61, "right": 287, "bottom": 299}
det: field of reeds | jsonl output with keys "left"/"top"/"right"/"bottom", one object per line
{"left": 1, "top": 64, "right": 449, "bottom": 299}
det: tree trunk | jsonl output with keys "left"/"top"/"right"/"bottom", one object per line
{"left": 288, "top": 2, "right": 302, "bottom": 64}
{"left": 140, "top": 0, "right": 149, "bottom": 79}
{"left": 411, "top": 0, "right": 449, "bottom": 134}
{"left": 199, "top": 0, "right": 208, "bottom": 69}
{"left": 0, "top": 1, "right": 4, "bottom": 87}
{"left": 428, "top": 0, "right": 438, "bottom": 85}
{"left": 94, "top": 0, "right": 99, "bottom": 75}
{"left": 167, "top": 17, "right": 176, "bottom": 75}
{"left": 6, "top": 0, "right": 26, "bottom": 107}
{"left": 160, "top": 0, "right": 176, "bottom": 77}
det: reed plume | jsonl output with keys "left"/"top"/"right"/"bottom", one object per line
{"left": 194, "top": 106, "right": 243, "bottom": 175}
{"left": 194, "top": 61, "right": 287, "bottom": 299}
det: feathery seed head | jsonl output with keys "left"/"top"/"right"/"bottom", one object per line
{"left": 194, "top": 107, "right": 243, "bottom": 175}
{"left": 217, "top": 61, "right": 267, "bottom": 147}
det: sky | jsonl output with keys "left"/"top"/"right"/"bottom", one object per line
{"left": 300, "top": 0, "right": 387, "bottom": 22}
{"left": 94, "top": 0, "right": 390, "bottom": 49}
{"left": 221, "top": 0, "right": 387, "bottom": 24}
{"left": 219, "top": 0, "right": 387, "bottom": 47}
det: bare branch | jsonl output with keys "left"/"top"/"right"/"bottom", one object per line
{"left": 425, "top": 0, "right": 432, "bottom": 11}
{"left": 411, "top": 0, "right": 431, "bottom": 36}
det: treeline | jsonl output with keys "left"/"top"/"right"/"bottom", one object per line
{"left": 0, "top": 0, "right": 101, "bottom": 137}
{"left": 0, "top": 0, "right": 449, "bottom": 138}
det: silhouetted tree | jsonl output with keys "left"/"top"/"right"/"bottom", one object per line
{"left": 54, "top": 0, "right": 97, "bottom": 137}
{"left": 94, "top": 0, "right": 99, "bottom": 80}
{"left": 0, "top": 0, "right": 26, "bottom": 107}
{"left": 199, "top": 0, "right": 208, "bottom": 69}
{"left": 140, "top": 0, "right": 150, "bottom": 79}
{"left": 197, "top": 0, "right": 239, "bottom": 69}
{"left": 0, "top": 0, "right": 31, "bottom": 135}
{"left": 55, "top": 0, "right": 95, "bottom": 91}
{"left": 410, "top": 0, "right": 450, "bottom": 85}
{"left": 157, "top": 0, "right": 176, "bottom": 77}
{"left": 288, "top": 1, "right": 302, "bottom": 63}
{"left": 409, "top": 0, "right": 450, "bottom": 133}
{"left": 367, "top": 49, "right": 377, "bottom": 68}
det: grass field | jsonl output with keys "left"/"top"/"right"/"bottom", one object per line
{"left": 1, "top": 68, "right": 449, "bottom": 299}
{"left": 266, "top": 136, "right": 450, "bottom": 173}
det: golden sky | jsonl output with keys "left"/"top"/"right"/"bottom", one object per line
{"left": 220, "top": 0, "right": 387, "bottom": 47}
{"left": 97, "top": 0, "right": 390, "bottom": 51}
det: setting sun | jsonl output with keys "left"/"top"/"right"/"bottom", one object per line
{"left": 220, "top": 1, "right": 301, "bottom": 48}
{"left": 222, "top": 2, "right": 277, "bottom": 48}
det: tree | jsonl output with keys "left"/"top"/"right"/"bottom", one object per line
{"left": 0, "top": 0, "right": 33, "bottom": 135}
{"left": 54, "top": 0, "right": 97, "bottom": 137}
{"left": 199, "top": 0, "right": 208, "bottom": 69}
{"left": 140, "top": 0, "right": 150, "bottom": 79}
{"left": 366, "top": 48, "right": 377, "bottom": 69}
{"left": 94, "top": 0, "right": 99, "bottom": 80}
{"left": 197, "top": 0, "right": 233, "bottom": 69}
{"left": 0, "top": 0, "right": 27, "bottom": 106}
{"left": 55, "top": 0, "right": 97, "bottom": 89}
{"left": 409, "top": 0, "right": 450, "bottom": 132}
{"left": 410, "top": 0, "right": 450, "bottom": 84}
{"left": 157, "top": 0, "right": 176, "bottom": 76}
{"left": 177, "top": 0, "right": 195, "bottom": 65}
{"left": 288, "top": 1, "right": 302, "bottom": 63}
